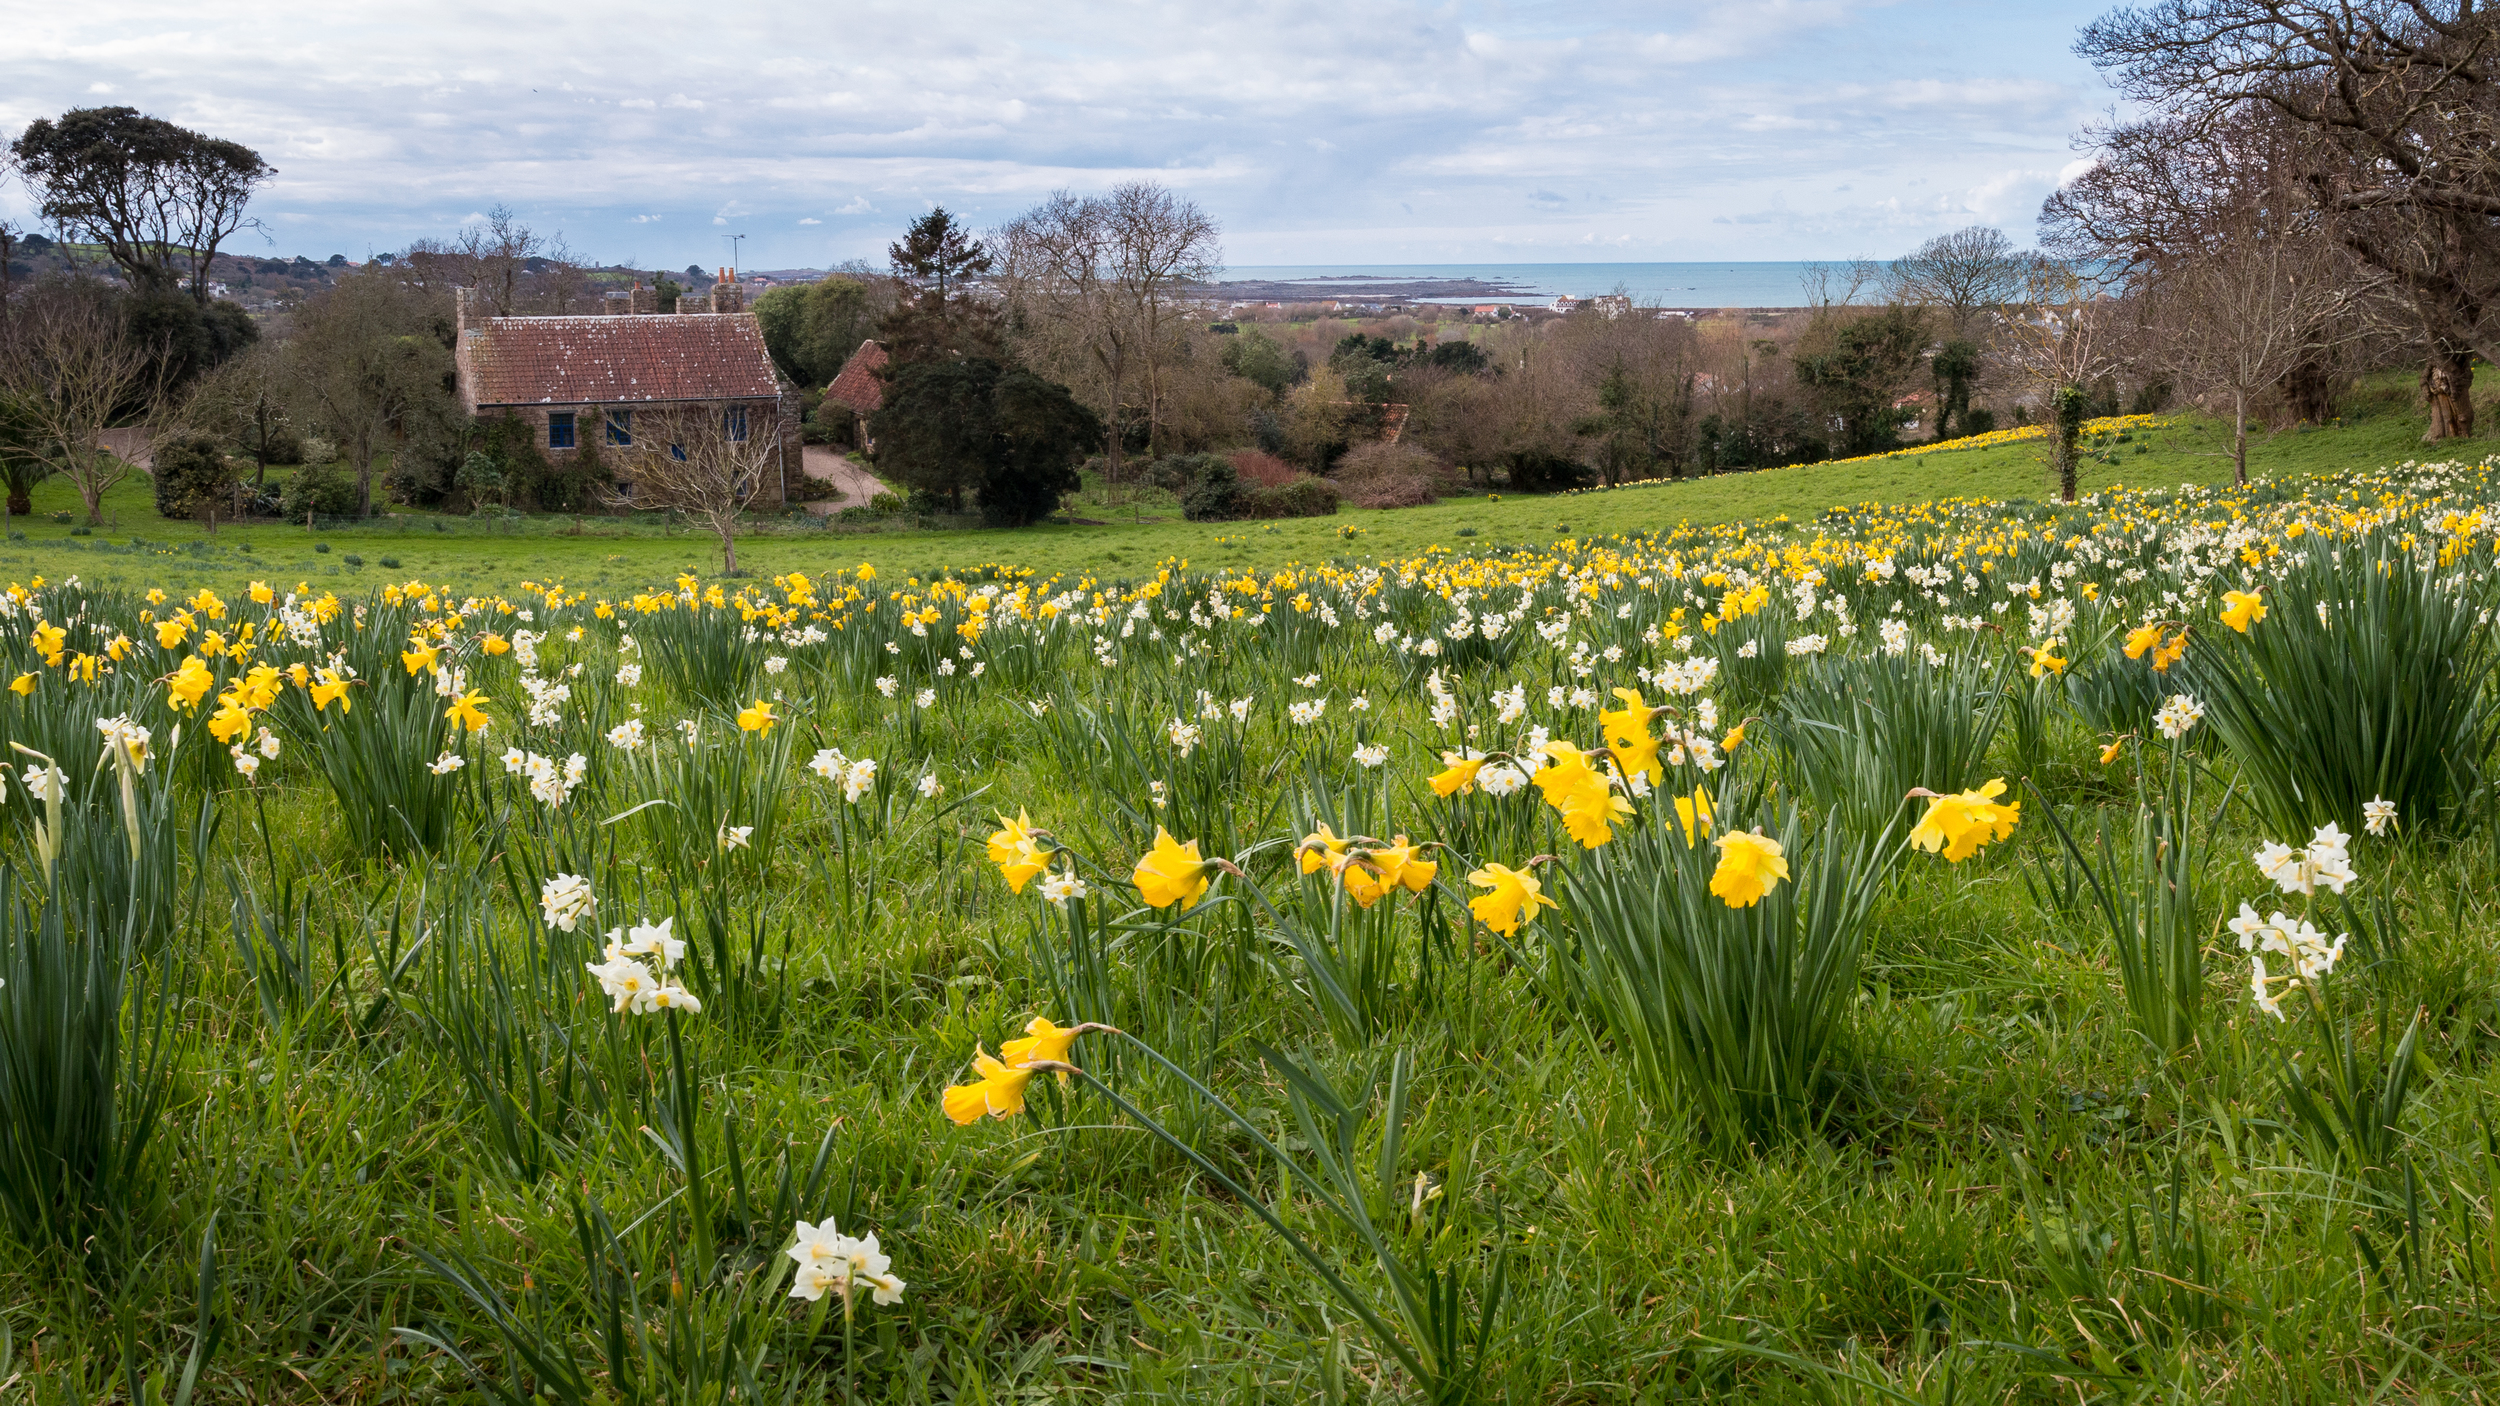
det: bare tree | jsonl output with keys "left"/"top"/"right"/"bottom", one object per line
{"left": 183, "top": 341, "right": 292, "bottom": 490}
{"left": 1886, "top": 226, "right": 2026, "bottom": 337}
{"left": 2143, "top": 204, "right": 2358, "bottom": 483}
{"left": 282, "top": 267, "right": 454, "bottom": 516}
{"left": 605, "top": 404, "right": 777, "bottom": 575}
{"left": 2077, "top": 1, "right": 2500, "bottom": 438}
{"left": 994, "top": 181, "right": 1221, "bottom": 479}
{"left": 0, "top": 285, "right": 165, "bottom": 521}
{"left": 1999, "top": 257, "right": 2126, "bottom": 502}
{"left": 1798, "top": 258, "right": 1884, "bottom": 308}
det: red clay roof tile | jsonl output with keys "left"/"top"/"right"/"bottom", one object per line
{"left": 823, "top": 339, "right": 888, "bottom": 415}
{"left": 463, "top": 313, "right": 781, "bottom": 406}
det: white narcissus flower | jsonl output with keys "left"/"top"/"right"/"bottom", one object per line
{"left": 2363, "top": 796, "right": 2398, "bottom": 836}
{"left": 809, "top": 747, "right": 845, "bottom": 780}
{"left": 720, "top": 824, "right": 755, "bottom": 850}
{"left": 607, "top": 720, "right": 647, "bottom": 751}
{"left": 2153, "top": 694, "right": 2204, "bottom": 740}
{"left": 429, "top": 752, "right": 466, "bottom": 775}
{"left": 540, "top": 873, "right": 596, "bottom": 932}
{"left": 616, "top": 663, "right": 643, "bottom": 686}
{"left": 585, "top": 954, "right": 656, "bottom": 1012}
{"left": 765, "top": 656, "right": 788, "bottom": 675}
{"left": 1041, "top": 872, "right": 1088, "bottom": 904}
{"left": 231, "top": 750, "right": 261, "bottom": 780}
{"left": 1353, "top": 744, "right": 1390, "bottom": 768}
{"left": 256, "top": 727, "right": 282, "bottom": 759}
{"left": 916, "top": 772, "right": 943, "bottom": 799}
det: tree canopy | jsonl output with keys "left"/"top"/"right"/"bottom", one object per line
{"left": 11, "top": 106, "right": 273, "bottom": 303}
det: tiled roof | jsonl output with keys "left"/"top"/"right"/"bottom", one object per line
{"left": 823, "top": 339, "right": 888, "bottom": 415}
{"left": 462, "top": 313, "right": 781, "bottom": 406}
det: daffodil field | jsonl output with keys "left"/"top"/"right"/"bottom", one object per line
{"left": 6, "top": 460, "right": 2500, "bottom": 1401}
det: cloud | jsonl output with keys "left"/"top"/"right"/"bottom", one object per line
{"left": 0, "top": 0, "right": 2124, "bottom": 264}
{"left": 798, "top": 216, "right": 821, "bottom": 225}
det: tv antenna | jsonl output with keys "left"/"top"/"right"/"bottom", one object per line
{"left": 721, "top": 233, "right": 746, "bottom": 277}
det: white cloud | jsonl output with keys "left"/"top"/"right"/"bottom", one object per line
{"left": 0, "top": 0, "right": 2124, "bottom": 264}
{"left": 798, "top": 216, "right": 821, "bottom": 225}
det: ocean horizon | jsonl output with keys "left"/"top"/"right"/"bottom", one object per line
{"left": 1215, "top": 262, "right": 1829, "bottom": 309}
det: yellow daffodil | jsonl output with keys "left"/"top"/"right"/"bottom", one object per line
{"left": 985, "top": 810, "right": 1050, "bottom": 893}
{"left": 1709, "top": 830, "right": 1789, "bottom": 908}
{"left": 309, "top": 669, "right": 352, "bottom": 713}
{"left": 1297, "top": 822, "right": 1351, "bottom": 875}
{"left": 401, "top": 643, "right": 439, "bottom": 676}
{"left": 2122, "top": 623, "right": 2163, "bottom": 660}
{"left": 1908, "top": 778, "right": 2021, "bottom": 862}
{"left": 2150, "top": 631, "right": 2187, "bottom": 672}
{"left": 1429, "top": 751, "right": 1486, "bottom": 797}
{"left": 155, "top": 619, "right": 188, "bottom": 649}
{"left": 736, "top": 700, "right": 777, "bottom": 735}
{"left": 941, "top": 1048, "right": 1040, "bottom": 1124}
{"left": 249, "top": 580, "right": 273, "bottom": 604}
{"left": 2220, "top": 588, "right": 2266, "bottom": 633}
{"left": 1133, "top": 827, "right": 1213, "bottom": 909}
{"left": 1342, "top": 836, "right": 1437, "bottom": 907}
{"left": 2099, "top": 738, "right": 2126, "bottom": 765}
{"left": 481, "top": 633, "right": 511, "bottom": 656}
{"left": 7, "top": 673, "right": 32, "bottom": 697}
{"left": 1721, "top": 723, "right": 1746, "bottom": 752}
{"left": 166, "top": 655, "right": 214, "bottom": 712}
{"left": 1673, "top": 785, "right": 1714, "bottom": 846}
{"left": 445, "top": 689, "right": 492, "bottom": 733}
{"left": 2027, "top": 645, "right": 2068, "bottom": 678}
{"left": 1467, "top": 862, "right": 1556, "bottom": 936}
{"left": 208, "top": 696, "right": 254, "bottom": 744}
{"left": 1598, "top": 688, "right": 1663, "bottom": 782}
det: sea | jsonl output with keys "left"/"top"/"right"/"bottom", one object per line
{"left": 1215, "top": 262, "right": 1828, "bottom": 309}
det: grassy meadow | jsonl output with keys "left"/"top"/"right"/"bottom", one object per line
{"left": 1, "top": 383, "right": 2499, "bottom": 1400}
{"left": 1, "top": 370, "right": 2465, "bottom": 598}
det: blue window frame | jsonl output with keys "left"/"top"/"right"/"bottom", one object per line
{"left": 669, "top": 444, "right": 687, "bottom": 461}
{"left": 548, "top": 412, "right": 576, "bottom": 449}
{"left": 606, "top": 409, "right": 633, "bottom": 446}
{"left": 724, "top": 405, "right": 749, "bottom": 442}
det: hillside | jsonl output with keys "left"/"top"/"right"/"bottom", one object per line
{"left": 0, "top": 370, "right": 2481, "bottom": 597}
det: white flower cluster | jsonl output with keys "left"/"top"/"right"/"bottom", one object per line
{"left": 585, "top": 916, "right": 703, "bottom": 1015}
{"left": 2254, "top": 823, "right": 2356, "bottom": 897}
{"left": 606, "top": 719, "right": 647, "bottom": 751}
{"left": 787, "top": 1218, "right": 905, "bottom": 1305}
{"left": 809, "top": 747, "right": 879, "bottom": 803}
{"left": 1287, "top": 697, "right": 1326, "bottom": 727}
{"left": 2152, "top": 693, "right": 2205, "bottom": 740}
{"left": 502, "top": 747, "right": 589, "bottom": 806}
{"left": 539, "top": 872, "right": 597, "bottom": 932}
{"left": 1166, "top": 718, "right": 1203, "bottom": 757}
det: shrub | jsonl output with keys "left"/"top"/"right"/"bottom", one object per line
{"left": 280, "top": 462, "right": 359, "bottom": 519}
{"left": 1500, "top": 449, "right": 1596, "bottom": 493}
{"left": 1331, "top": 441, "right": 1450, "bottom": 509}
{"left": 1228, "top": 448, "right": 1299, "bottom": 489}
{"left": 1180, "top": 458, "right": 1244, "bottom": 522}
{"left": 1241, "top": 475, "right": 1340, "bottom": 519}
{"left": 150, "top": 433, "right": 238, "bottom": 520}
{"left": 248, "top": 422, "right": 305, "bottom": 466}
{"left": 301, "top": 436, "right": 339, "bottom": 464}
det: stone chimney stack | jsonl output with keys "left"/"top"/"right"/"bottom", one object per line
{"left": 630, "top": 279, "right": 658, "bottom": 315}
{"left": 453, "top": 284, "right": 477, "bottom": 335}
{"left": 709, "top": 266, "right": 745, "bottom": 315}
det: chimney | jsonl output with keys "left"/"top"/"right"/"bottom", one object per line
{"left": 453, "top": 284, "right": 476, "bottom": 336}
{"left": 630, "top": 279, "right": 658, "bottom": 315}
{"left": 709, "top": 266, "right": 744, "bottom": 315}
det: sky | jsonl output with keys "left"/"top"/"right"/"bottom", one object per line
{"left": 0, "top": 0, "right": 2127, "bottom": 273}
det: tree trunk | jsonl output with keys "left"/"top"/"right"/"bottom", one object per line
{"left": 2423, "top": 351, "right": 2475, "bottom": 441}
{"left": 718, "top": 524, "right": 738, "bottom": 576}
{"left": 2232, "top": 392, "right": 2248, "bottom": 487}
{"left": 6, "top": 486, "right": 27, "bottom": 517}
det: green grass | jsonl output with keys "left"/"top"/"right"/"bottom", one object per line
{"left": 0, "top": 440, "right": 2496, "bottom": 1399}
{"left": 3, "top": 372, "right": 2476, "bottom": 603}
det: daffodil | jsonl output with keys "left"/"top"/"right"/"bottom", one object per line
{"left": 1709, "top": 830, "right": 1789, "bottom": 908}
{"left": 1467, "top": 862, "right": 1556, "bottom": 936}
{"left": 1297, "top": 823, "right": 1351, "bottom": 875}
{"left": 166, "top": 655, "right": 213, "bottom": 712}
{"left": 7, "top": 673, "right": 33, "bottom": 697}
{"left": 1133, "top": 827, "right": 1213, "bottom": 909}
{"left": 1598, "top": 689, "right": 1663, "bottom": 782}
{"left": 2220, "top": 588, "right": 2266, "bottom": 633}
{"left": 1429, "top": 750, "right": 1487, "bottom": 797}
{"left": 402, "top": 643, "right": 439, "bottom": 675}
{"left": 985, "top": 810, "right": 1050, "bottom": 892}
{"left": 445, "top": 689, "right": 492, "bottom": 733}
{"left": 309, "top": 669, "right": 352, "bottom": 713}
{"left": 736, "top": 699, "right": 777, "bottom": 734}
{"left": 1672, "top": 785, "right": 1714, "bottom": 846}
{"left": 1908, "top": 778, "right": 2021, "bottom": 862}
{"left": 1341, "top": 836, "right": 1437, "bottom": 906}
{"left": 942, "top": 1048, "right": 1041, "bottom": 1124}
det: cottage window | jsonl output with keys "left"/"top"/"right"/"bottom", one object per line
{"left": 548, "top": 412, "right": 576, "bottom": 449}
{"left": 670, "top": 444, "right": 687, "bottom": 461}
{"left": 725, "top": 405, "right": 749, "bottom": 441}
{"left": 607, "top": 409, "right": 633, "bottom": 446}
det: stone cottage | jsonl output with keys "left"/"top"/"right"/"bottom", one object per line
{"left": 452, "top": 269, "right": 801, "bottom": 506}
